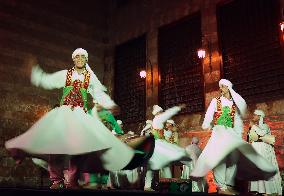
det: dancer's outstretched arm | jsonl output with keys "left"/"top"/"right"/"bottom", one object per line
{"left": 31, "top": 65, "right": 67, "bottom": 90}
{"left": 152, "top": 106, "right": 182, "bottom": 129}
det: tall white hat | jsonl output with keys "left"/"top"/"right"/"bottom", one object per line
{"left": 152, "top": 105, "right": 163, "bottom": 115}
{"left": 72, "top": 48, "right": 88, "bottom": 61}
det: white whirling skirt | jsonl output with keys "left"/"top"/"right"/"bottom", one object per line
{"left": 5, "top": 105, "right": 134, "bottom": 171}
{"left": 148, "top": 139, "right": 190, "bottom": 170}
{"left": 190, "top": 125, "right": 276, "bottom": 181}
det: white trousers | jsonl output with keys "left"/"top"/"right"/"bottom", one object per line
{"left": 213, "top": 150, "right": 238, "bottom": 189}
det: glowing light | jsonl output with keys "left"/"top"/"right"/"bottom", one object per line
{"left": 139, "top": 70, "right": 147, "bottom": 78}
{"left": 197, "top": 49, "right": 206, "bottom": 59}
{"left": 281, "top": 22, "right": 284, "bottom": 32}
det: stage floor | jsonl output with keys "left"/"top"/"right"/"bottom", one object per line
{"left": 0, "top": 187, "right": 257, "bottom": 196}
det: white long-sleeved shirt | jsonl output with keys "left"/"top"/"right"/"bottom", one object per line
{"left": 250, "top": 124, "right": 269, "bottom": 137}
{"left": 31, "top": 66, "right": 116, "bottom": 109}
{"left": 202, "top": 96, "right": 243, "bottom": 137}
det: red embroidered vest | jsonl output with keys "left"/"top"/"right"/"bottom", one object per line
{"left": 62, "top": 67, "right": 90, "bottom": 112}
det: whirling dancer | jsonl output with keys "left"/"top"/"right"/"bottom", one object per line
{"left": 190, "top": 79, "right": 276, "bottom": 195}
{"left": 88, "top": 104, "right": 155, "bottom": 190}
{"left": 5, "top": 48, "right": 135, "bottom": 189}
{"left": 149, "top": 104, "right": 190, "bottom": 170}
{"left": 143, "top": 104, "right": 191, "bottom": 191}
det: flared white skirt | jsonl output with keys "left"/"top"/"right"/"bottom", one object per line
{"left": 5, "top": 105, "right": 134, "bottom": 171}
{"left": 190, "top": 125, "right": 276, "bottom": 181}
{"left": 148, "top": 139, "right": 190, "bottom": 170}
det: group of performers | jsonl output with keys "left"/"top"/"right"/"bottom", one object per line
{"left": 4, "top": 48, "right": 282, "bottom": 195}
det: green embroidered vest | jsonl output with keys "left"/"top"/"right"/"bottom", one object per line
{"left": 213, "top": 97, "right": 236, "bottom": 128}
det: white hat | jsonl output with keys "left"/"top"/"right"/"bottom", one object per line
{"left": 254, "top": 109, "right": 265, "bottom": 128}
{"left": 72, "top": 48, "right": 88, "bottom": 61}
{"left": 72, "top": 50, "right": 107, "bottom": 92}
{"left": 152, "top": 105, "right": 163, "bottom": 115}
{"left": 254, "top": 109, "right": 265, "bottom": 118}
{"left": 219, "top": 79, "right": 247, "bottom": 118}
{"left": 219, "top": 79, "right": 233, "bottom": 88}
{"left": 166, "top": 119, "right": 175, "bottom": 125}
{"left": 117, "top": 120, "right": 122, "bottom": 125}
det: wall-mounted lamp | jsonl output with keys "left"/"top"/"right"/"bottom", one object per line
{"left": 197, "top": 38, "right": 212, "bottom": 73}
{"left": 197, "top": 49, "right": 206, "bottom": 59}
{"left": 280, "top": 21, "right": 284, "bottom": 41}
{"left": 280, "top": 7, "right": 284, "bottom": 40}
{"left": 139, "top": 70, "right": 147, "bottom": 78}
{"left": 139, "top": 59, "right": 154, "bottom": 91}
